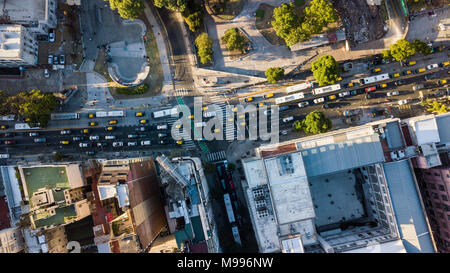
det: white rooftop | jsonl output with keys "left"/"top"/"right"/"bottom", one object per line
{"left": 343, "top": 240, "right": 406, "bottom": 253}
{"left": 0, "top": 0, "right": 47, "bottom": 23}
{"left": 414, "top": 117, "right": 440, "bottom": 145}
{"left": 0, "top": 25, "right": 22, "bottom": 59}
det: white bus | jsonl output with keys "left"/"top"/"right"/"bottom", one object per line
{"left": 360, "top": 73, "right": 390, "bottom": 85}
{"left": 224, "top": 193, "right": 236, "bottom": 224}
{"left": 152, "top": 107, "right": 178, "bottom": 119}
{"left": 95, "top": 111, "right": 125, "bottom": 118}
{"left": 286, "top": 81, "right": 314, "bottom": 94}
{"left": 51, "top": 113, "right": 80, "bottom": 120}
{"left": 312, "top": 84, "right": 341, "bottom": 95}
{"left": 275, "top": 92, "right": 306, "bottom": 105}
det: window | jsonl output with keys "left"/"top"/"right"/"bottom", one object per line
{"left": 447, "top": 214, "right": 450, "bottom": 221}
{"left": 430, "top": 183, "right": 436, "bottom": 190}
{"left": 432, "top": 192, "right": 439, "bottom": 200}
{"left": 439, "top": 185, "right": 446, "bottom": 192}
{"left": 438, "top": 212, "right": 444, "bottom": 219}
{"left": 442, "top": 195, "right": 449, "bottom": 201}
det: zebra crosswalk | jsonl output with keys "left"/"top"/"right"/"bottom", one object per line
{"left": 165, "top": 116, "right": 197, "bottom": 149}
{"left": 174, "top": 89, "right": 189, "bottom": 97}
{"left": 206, "top": 150, "right": 227, "bottom": 162}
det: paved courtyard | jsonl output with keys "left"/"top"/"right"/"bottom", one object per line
{"left": 406, "top": 5, "right": 450, "bottom": 43}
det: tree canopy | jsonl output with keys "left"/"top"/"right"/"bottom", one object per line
{"left": 0, "top": 90, "right": 57, "bottom": 128}
{"left": 184, "top": 10, "right": 204, "bottom": 32}
{"left": 300, "top": 110, "right": 332, "bottom": 134}
{"left": 153, "top": 0, "right": 187, "bottom": 13}
{"left": 311, "top": 55, "right": 340, "bottom": 86}
{"left": 265, "top": 67, "right": 285, "bottom": 83}
{"left": 106, "top": 0, "right": 145, "bottom": 20}
{"left": 412, "top": 39, "right": 432, "bottom": 56}
{"left": 221, "top": 28, "right": 248, "bottom": 53}
{"left": 195, "top": 33, "right": 213, "bottom": 64}
{"left": 389, "top": 39, "right": 416, "bottom": 61}
{"left": 271, "top": 0, "right": 337, "bottom": 46}
{"left": 381, "top": 49, "right": 392, "bottom": 60}
{"left": 421, "top": 99, "right": 448, "bottom": 114}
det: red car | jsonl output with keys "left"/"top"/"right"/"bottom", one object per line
{"left": 226, "top": 171, "right": 235, "bottom": 190}
{"left": 4, "top": 140, "right": 16, "bottom": 145}
{"left": 365, "top": 86, "right": 377, "bottom": 93}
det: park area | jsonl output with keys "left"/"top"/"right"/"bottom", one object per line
{"left": 206, "top": 0, "right": 246, "bottom": 20}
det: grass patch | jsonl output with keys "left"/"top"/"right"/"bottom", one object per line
{"left": 117, "top": 84, "right": 149, "bottom": 95}
{"left": 255, "top": 9, "right": 264, "bottom": 18}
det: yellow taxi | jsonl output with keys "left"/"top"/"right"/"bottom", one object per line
{"left": 232, "top": 107, "right": 238, "bottom": 112}
{"left": 175, "top": 124, "right": 182, "bottom": 129}
{"left": 0, "top": 125, "right": 7, "bottom": 129}
{"left": 214, "top": 128, "right": 221, "bottom": 133}
{"left": 416, "top": 68, "right": 426, "bottom": 73}
{"left": 88, "top": 122, "right": 97, "bottom": 126}
{"left": 408, "top": 61, "right": 417, "bottom": 66}
{"left": 202, "top": 106, "right": 209, "bottom": 111}
{"left": 176, "top": 140, "right": 183, "bottom": 145}
{"left": 240, "top": 121, "right": 246, "bottom": 126}
{"left": 392, "top": 73, "right": 400, "bottom": 78}
{"left": 244, "top": 97, "right": 253, "bottom": 102}
{"left": 329, "top": 95, "right": 336, "bottom": 100}
{"left": 379, "top": 83, "right": 387, "bottom": 88}
{"left": 438, "top": 79, "right": 447, "bottom": 85}
{"left": 140, "top": 119, "right": 147, "bottom": 124}
{"left": 88, "top": 113, "right": 95, "bottom": 118}
{"left": 135, "top": 112, "right": 144, "bottom": 117}
{"left": 109, "top": 120, "right": 117, "bottom": 125}
{"left": 106, "top": 126, "right": 114, "bottom": 131}
{"left": 238, "top": 114, "right": 245, "bottom": 119}
{"left": 258, "top": 102, "right": 266, "bottom": 107}
{"left": 61, "top": 140, "right": 69, "bottom": 145}
{"left": 402, "top": 70, "right": 412, "bottom": 76}
{"left": 336, "top": 77, "right": 343, "bottom": 81}
{"left": 228, "top": 117, "right": 234, "bottom": 122}
{"left": 441, "top": 61, "right": 450, "bottom": 67}
{"left": 81, "top": 128, "right": 89, "bottom": 134}
{"left": 25, "top": 117, "right": 31, "bottom": 122}
{"left": 371, "top": 68, "right": 381, "bottom": 73}
{"left": 264, "top": 93, "right": 274, "bottom": 99}
{"left": 189, "top": 114, "right": 194, "bottom": 119}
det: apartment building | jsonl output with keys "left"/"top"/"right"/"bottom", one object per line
{"left": 0, "top": 24, "right": 38, "bottom": 67}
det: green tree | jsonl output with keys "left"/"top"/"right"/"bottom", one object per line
{"left": 381, "top": 49, "right": 392, "bottom": 60}
{"left": 412, "top": 39, "right": 432, "bottom": 56}
{"left": 184, "top": 10, "right": 204, "bottom": 32}
{"left": 293, "top": 120, "right": 302, "bottom": 130}
{"left": 311, "top": 55, "right": 340, "bottom": 86}
{"left": 389, "top": 39, "right": 416, "bottom": 62}
{"left": 222, "top": 28, "right": 248, "bottom": 53}
{"left": 18, "top": 90, "right": 57, "bottom": 128}
{"left": 195, "top": 33, "right": 213, "bottom": 64}
{"left": 153, "top": 0, "right": 187, "bottom": 13}
{"left": 265, "top": 67, "right": 285, "bottom": 83}
{"left": 303, "top": 0, "right": 337, "bottom": 34}
{"left": 272, "top": 3, "right": 303, "bottom": 46}
{"left": 301, "top": 110, "right": 332, "bottom": 134}
{"left": 106, "top": 0, "right": 144, "bottom": 20}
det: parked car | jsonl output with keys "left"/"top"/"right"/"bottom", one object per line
{"left": 128, "top": 134, "right": 138, "bottom": 139}
{"left": 60, "top": 130, "right": 71, "bottom": 135}
{"left": 48, "top": 55, "right": 53, "bottom": 64}
{"left": 282, "top": 116, "right": 294, "bottom": 123}
{"left": 73, "top": 136, "right": 83, "bottom": 141}
{"left": 395, "top": 80, "right": 406, "bottom": 86}
{"left": 59, "top": 55, "right": 65, "bottom": 65}
{"left": 29, "top": 132, "right": 39, "bottom": 137}
{"left": 398, "top": 99, "right": 409, "bottom": 105}
{"left": 339, "top": 91, "right": 350, "bottom": 97}
{"left": 365, "top": 86, "right": 377, "bottom": 93}
{"left": 156, "top": 124, "right": 168, "bottom": 130}
{"left": 313, "top": 97, "right": 325, "bottom": 104}
{"left": 387, "top": 91, "right": 400, "bottom": 97}
{"left": 413, "top": 84, "right": 424, "bottom": 91}
{"left": 141, "top": 140, "right": 151, "bottom": 146}
{"left": 112, "top": 142, "right": 123, "bottom": 147}
{"left": 44, "top": 69, "right": 50, "bottom": 78}
{"left": 53, "top": 55, "right": 58, "bottom": 65}
{"left": 298, "top": 101, "right": 309, "bottom": 108}
{"left": 89, "top": 135, "right": 99, "bottom": 140}
{"left": 105, "top": 135, "right": 116, "bottom": 140}
{"left": 34, "top": 138, "right": 46, "bottom": 143}
{"left": 79, "top": 143, "right": 90, "bottom": 148}
{"left": 127, "top": 142, "right": 137, "bottom": 146}
{"left": 48, "top": 30, "right": 55, "bottom": 42}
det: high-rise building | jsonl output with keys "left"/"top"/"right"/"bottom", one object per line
{"left": 0, "top": 24, "right": 38, "bottom": 67}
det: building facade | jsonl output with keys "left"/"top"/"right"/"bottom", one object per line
{"left": 0, "top": 24, "right": 38, "bottom": 67}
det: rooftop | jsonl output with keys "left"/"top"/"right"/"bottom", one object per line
{"left": 33, "top": 206, "right": 77, "bottom": 228}
{"left": 0, "top": 25, "right": 23, "bottom": 59}
{"left": 0, "top": 0, "right": 47, "bottom": 23}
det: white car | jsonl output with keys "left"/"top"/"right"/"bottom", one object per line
{"left": 339, "top": 91, "right": 350, "bottom": 97}
{"left": 127, "top": 142, "right": 137, "bottom": 146}
{"left": 48, "top": 30, "right": 55, "bottom": 42}
{"left": 426, "top": 63, "right": 438, "bottom": 70}
{"left": 156, "top": 124, "right": 168, "bottom": 130}
{"left": 48, "top": 55, "right": 53, "bottom": 64}
{"left": 89, "top": 135, "right": 99, "bottom": 140}
{"left": 112, "top": 142, "right": 123, "bottom": 147}
{"left": 281, "top": 130, "right": 288, "bottom": 135}
{"left": 79, "top": 143, "right": 89, "bottom": 148}
{"left": 44, "top": 69, "right": 50, "bottom": 78}
{"left": 282, "top": 116, "right": 294, "bottom": 123}
{"left": 105, "top": 135, "right": 115, "bottom": 140}
{"left": 60, "top": 130, "right": 71, "bottom": 135}
{"left": 141, "top": 140, "right": 151, "bottom": 146}
{"left": 398, "top": 99, "right": 409, "bottom": 105}
{"left": 194, "top": 122, "right": 206, "bottom": 128}
{"left": 313, "top": 97, "right": 325, "bottom": 104}
{"left": 203, "top": 111, "right": 217, "bottom": 118}
{"left": 298, "top": 101, "right": 309, "bottom": 108}
{"left": 387, "top": 91, "right": 400, "bottom": 97}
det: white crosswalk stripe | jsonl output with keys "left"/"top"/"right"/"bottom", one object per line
{"left": 206, "top": 150, "right": 227, "bottom": 162}
{"left": 174, "top": 89, "right": 189, "bottom": 96}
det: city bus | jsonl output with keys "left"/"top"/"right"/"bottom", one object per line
{"left": 152, "top": 107, "right": 178, "bottom": 119}
{"left": 286, "top": 81, "right": 314, "bottom": 94}
{"left": 312, "top": 84, "right": 341, "bottom": 95}
{"left": 275, "top": 92, "right": 306, "bottom": 105}
{"left": 360, "top": 73, "right": 390, "bottom": 85}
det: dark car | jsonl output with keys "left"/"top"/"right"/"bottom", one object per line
{"left": 86, "top": 151, "right": 95, "bottom": 156}
{"left": 350, "top": 90, "right": 358, "bottom": 96}
{"left": 395, "top": 80, "right": 406, "bottom": 86}
{"left": 4, "top": 132, "right": 15, "bottom": 137}
{"left": 322, "top": 103, "right": 329, "bottom": 109}
{"left": 216, "top": 165, "right": 226, "bottom": 178}
{"left": 157, "top": 140, "right": 167, "bottom": 145}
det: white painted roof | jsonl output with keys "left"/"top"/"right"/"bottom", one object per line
{"left": 413, "top": 116, "right": 440, "bottom": 145}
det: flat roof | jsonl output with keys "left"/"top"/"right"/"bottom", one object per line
{"left": 21, "top": 166, "right": 70, "bottom": 200}
{"left": 299, "top": 134, "right": 385, "bottom": 177}
{"left": 383, "top": 160, "right": 435, "bottom": 253}
{"left": 33, "top": 205, "right": 77, "bottom": 228}
{"left": 0, "top": 25, "right": 23, "bottom": 59}
{"left": 436, "top": 113, "right": 450, "bottom": 144}
{"left": 413, "top": 117, "right": 440, "bottom": 145}
{"left": 343, "top": 239, "right": 406, "bottom": 253}
{"left": 0, "top": 0, "right": 47, "bottom": 23}
{"left": 242, "top": 159, "right": 268, "bottom": 188}
{"left": 385, "top": 121, "right": 404, "bottom": 149}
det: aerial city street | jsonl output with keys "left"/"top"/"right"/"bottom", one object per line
{"left": 0, "top": 0, "right": 449, "bottom": 259}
